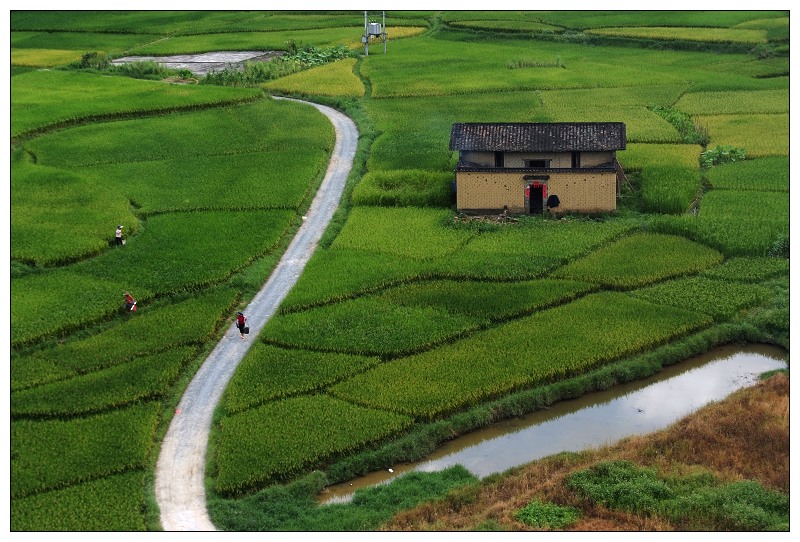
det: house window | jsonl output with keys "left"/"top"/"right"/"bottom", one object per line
{"left": 571, "top": 152, "right": 580, "bottom": 168}
{"left": 525, "top": 159, "right": 549, "bottom": 168}
{"left": 494, "top": 151, "right": 504, "bottom": 168}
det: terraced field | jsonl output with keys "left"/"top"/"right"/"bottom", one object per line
{"left": 9, "top": 10, "right": 789, "bottom": 532}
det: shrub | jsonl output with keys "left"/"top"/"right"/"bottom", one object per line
{"left": 567, "top": 460, "right": 789, "bottom": 531}
{"left": 648, "top": 105, "right": 709, "bottom": 144}
{"left": 108, "top": 59, "right": 183, "bottom": 80}
{"left": 567, "top": 460, "right": 673, "bottom": 514}
{"left": 514, "top": 500, "right": 581, "bottom": 529}
{"left": 701, "top": 144, "right": 746, "bottom": 168}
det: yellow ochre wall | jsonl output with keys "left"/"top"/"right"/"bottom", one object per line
{"left": 456, "top": 170, "right": 617, "bottom": 213}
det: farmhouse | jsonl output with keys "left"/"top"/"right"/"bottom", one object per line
{"left": 450, "top": 122, "right": 626, "bottom": 215}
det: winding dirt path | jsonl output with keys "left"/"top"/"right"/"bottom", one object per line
{"left": 154, "top": 97, "right": 357, "bottom": 531}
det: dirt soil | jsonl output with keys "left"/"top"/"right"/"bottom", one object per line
{"left": 153, "top": 97, "right": 358, "bottom": 531}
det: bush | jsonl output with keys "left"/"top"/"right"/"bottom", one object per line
{"left": 567, "top": 460, "right": 789, "bottom": 531}
{"left": 701, "top": 145, "right": 746, "bottom": 168}
{"left": 514, "top": 500, "right": 581, "bottom": 529}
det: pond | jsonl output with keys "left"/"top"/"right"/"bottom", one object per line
{"left": 318, "top": 343, "right": 787, "bottom": 504}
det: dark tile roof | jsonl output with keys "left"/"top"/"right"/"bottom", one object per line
{"left": 449, "top": 122, "right": 626, "bottom": 152}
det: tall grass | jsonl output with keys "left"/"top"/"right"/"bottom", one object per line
{"left": 262, "top": 278, "right": 594, "bottom": 356}
{"left": 351, "top": 169, "right": 453, "bottom": 207}
{"left": 330, "top": 207, "right": 472, "bottom": 259}
{"left": 209, "top": 466, "right": 476, "bottom": 531}
{"left": 9, "top": 10, "right": 791, "bottom": 531}
{"left": 628, "top": 276, "right": 771, "bottom": 322}
{"left": 675, "top": 89, "right": 788, "bottom": 115}
{"left": 12, "top": 347, "right": 196, "bottom": 418}
{"left": 222, "top": 345, "right": 380, "bottom": 414}
{"left": 11, "top": 287, "right": 238, "bottom": 390}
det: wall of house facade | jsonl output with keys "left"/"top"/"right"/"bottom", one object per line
{"left": 459, "top": 150, "right": 615, "bottom": 168}
{"left": 456, "top": 170, "right": 617, "bottom": 214}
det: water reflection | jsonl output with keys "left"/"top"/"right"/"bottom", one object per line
{"left": 319, "top": 344, "right": 786, "bottom": 504}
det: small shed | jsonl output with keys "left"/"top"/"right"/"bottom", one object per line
{"left": 449, "top": 122, "right": 626, "bottom": 214}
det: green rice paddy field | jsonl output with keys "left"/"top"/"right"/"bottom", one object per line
{"left": 9, "top": 10, "right": 789, "bottom": 531}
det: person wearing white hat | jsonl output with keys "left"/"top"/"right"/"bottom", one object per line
{"left": 115, "top": 224, "right": 124, "bottom": 246}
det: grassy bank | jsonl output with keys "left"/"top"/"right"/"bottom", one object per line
{"left": 378, "top": 369, "right": 788, "bottom": 531}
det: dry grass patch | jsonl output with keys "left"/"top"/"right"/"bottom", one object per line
{"left": 379, "top": 372, "right": 788, "bottom": 531}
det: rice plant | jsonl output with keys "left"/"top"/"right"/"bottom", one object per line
{"left": 628, "top": 276, "right": 771, "bottom": 322}
{"left": 706, "top": 156, "right": 788, "bottom": 192}
{"left": 11, "top": 471, "right": 149, "bottom": 531}
{"left": 329, "top": 292, "right": 711, "bottom": 420}
{"left": 213, "top": 395, "right": 413, "bottom": 495}
{"left": 639, "top": 165, "right": 702, "bottom": 214}
{"left": 551, "top": 233, "right": 723, "bottom": 288}
{"left": 11, "top": 402, "right": 161, "bottom": 498}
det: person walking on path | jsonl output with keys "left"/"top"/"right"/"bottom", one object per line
{"left": 115, "top": 225, "right": 124, "bottom": 246}
{"left": 235, "top": 311, "right": 247, "bottom": 338}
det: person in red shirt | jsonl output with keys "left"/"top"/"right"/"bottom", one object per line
{"left": 235, "top": 311, "right": 247, "bottom": 338}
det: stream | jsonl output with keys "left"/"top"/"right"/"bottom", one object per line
{"left": 318, "top": 343, "right": 787, "bottom": 504}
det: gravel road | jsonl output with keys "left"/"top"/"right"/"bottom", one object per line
{"left": 154, "top": 97, "right": 357, "bottom": 531}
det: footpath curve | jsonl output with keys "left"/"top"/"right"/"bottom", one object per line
{"left": 155, "top": 97, "right": 358, "bottom": 531}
